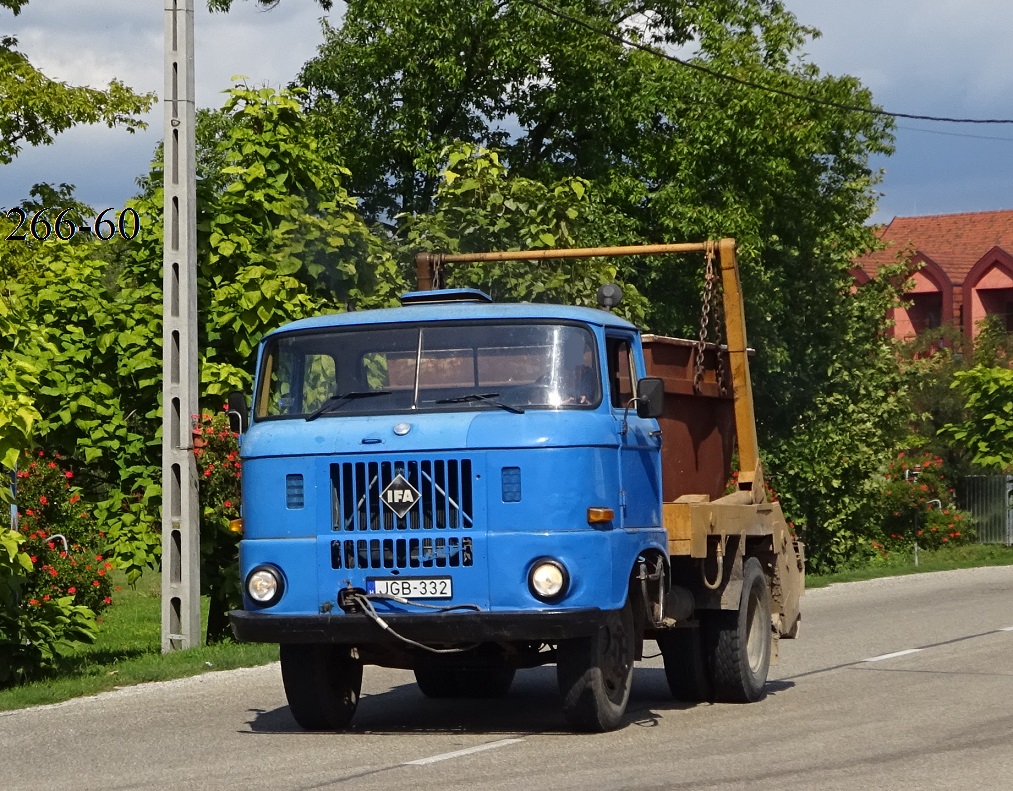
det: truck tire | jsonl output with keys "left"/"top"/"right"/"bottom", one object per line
{"left": 280, "top": 643, "right": 363, "bottom": 730}
{"left": 657, "top": 625, "right": 712, "bottom": 702}
{"left": 707, "top": 557, "right": 771, "bottom": 702}
{"left": 414, "top": 667, "right": 516, "bottom": 698}
{"left": 556, "top": 597, "right": 634, "bottom": 732}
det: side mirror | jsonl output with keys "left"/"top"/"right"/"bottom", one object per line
{"left": 635, "top": 377, "right": 665, "bottom": 419}
{"left": 227, "top": 390, "right": 249, "bottom": 434}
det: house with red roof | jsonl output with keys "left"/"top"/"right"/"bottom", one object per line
{"left": 852, "top": 209, "right": 1013, "bottom": 342}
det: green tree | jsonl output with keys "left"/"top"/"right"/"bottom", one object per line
{"left": 0, "top": 2, "right": 155, "bottom": 165}
{"left": 402, "top": 144, "right": 648, "bottom": 318}
{"left": 297, "top": 0, "right": 902, "bottom": 569}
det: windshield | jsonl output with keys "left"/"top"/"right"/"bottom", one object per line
{"left": 255, "top": 322, "right": 601, "bottom": 419}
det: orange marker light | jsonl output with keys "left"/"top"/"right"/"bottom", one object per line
{"left": 587, "top": 507, "right": 615, "bottom": 524}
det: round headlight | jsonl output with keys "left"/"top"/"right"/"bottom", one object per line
{"left": 247, "top": 565, "right": 283, "bottom": 605}
{"left": 529, "top": 559, "right": 569, "bottom": 602}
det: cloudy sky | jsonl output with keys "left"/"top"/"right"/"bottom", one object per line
{"left": 2, "top": 0, "right": 1012, "bottom": 224}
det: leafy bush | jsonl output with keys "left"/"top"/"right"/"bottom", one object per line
{"left": 941, "top": 365, "right": 1013, "bottom": 473}
{"left": 193, "top": 410, "right": 242, "bottom": 643}
{"left": 0, "top": 527, "right": 98, "bottom": 689}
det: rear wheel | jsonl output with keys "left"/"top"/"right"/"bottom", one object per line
{"left": 556, "top": 597, "right": 634, "bottom": 732}
{"left": 707, "top": 557, "right": 771, "bottom": 702}
{"left": 657, "top": 624, "right": 712, "bottom": 702}
{"left": 414, "top": 666, "right": 516, "bottom": 698}
{"left": 280, "top": 644, "right": 363, "bottom": 730}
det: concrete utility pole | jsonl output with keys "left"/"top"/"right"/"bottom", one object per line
{"left": 161, "top": 0, "right": 201, "bottom": 652}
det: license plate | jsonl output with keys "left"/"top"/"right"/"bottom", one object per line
{"left": 367, "top": 576, "right": 452, "bottom": 599}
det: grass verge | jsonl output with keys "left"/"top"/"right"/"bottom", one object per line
{"left": 3, "top": 545, "right": 1012, "bottom": 712}
{"left": 806, "top": 543, "right": 1013, "bottom": 588}
{"left": 0, "top": 573, "right": 277, "bottom": 713}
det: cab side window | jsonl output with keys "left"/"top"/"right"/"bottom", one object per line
{"left": 606, "top": 336, "right": 636, "bottom": 409}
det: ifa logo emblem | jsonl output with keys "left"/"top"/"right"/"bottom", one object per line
{"left": 380, "top": 473, "right": 421, "bottom": 518}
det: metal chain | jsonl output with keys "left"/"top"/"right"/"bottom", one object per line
{"left": 432, "top": 257, "right": 445, "bottom": 290}
{"left": 712, "top": 268, "right": 728, "bottom": 396}
{"left": 693, "top": 243, "right": 717, "bottom": 392}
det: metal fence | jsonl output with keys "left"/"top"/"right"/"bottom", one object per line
{"left": 958, "top": 475, "right": 1013, "bottom": 545}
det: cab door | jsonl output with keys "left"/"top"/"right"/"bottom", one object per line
{"left": 605, "top": 334, "right": 662, "bottom": 530}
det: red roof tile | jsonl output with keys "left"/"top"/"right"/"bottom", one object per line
{"left": 856, "top": 209, "right": 1013, "bottom": 284}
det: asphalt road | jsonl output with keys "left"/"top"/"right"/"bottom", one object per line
{"left": 3, "top": 566, "right": 1012, "bottom": 790}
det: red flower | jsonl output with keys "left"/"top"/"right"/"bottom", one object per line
{"left": 103, "top": 597, "right": 112, "bottom": 605}
{"left": 92, "top": 580, "right": 101, "bottom": 587}
{"left": 38, "top": 495, "right": 48, "bottom": 505}
{"left": 47, "top": 462, "right": 56, "bottom": 469}
{"left": 64, "top": 471, "right": 73, "bottom": 479}
{"left": 67, "top": 586, "right": 76, "bottom": 594}
{"left": 70, "top": 494, "right": 80, "bottom": 504}
{"left": 42, "top": 594, "right": 50, "bottom": 601}
{"left": 224, "top": 500, "right": 233, "bottom": 509}
{"left": 28, "top": 598, "right": 38, "bottom": 606}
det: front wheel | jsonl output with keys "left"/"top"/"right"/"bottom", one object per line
{"left": 280, "top": 644, "right": 363, "bottom": 730}
{"left": 707, "top": 557, "right": 772, "bottom": 702}
{"left": 556, "top": 598, "right": 635, "bottom": 732}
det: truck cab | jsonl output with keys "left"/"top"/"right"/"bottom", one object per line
{"left": 231, "top": 288, "right": 670, "bottom": 730}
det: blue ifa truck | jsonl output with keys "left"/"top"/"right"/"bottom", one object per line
{"left": 229, "top": 240, "right": 805, "bottom": 732}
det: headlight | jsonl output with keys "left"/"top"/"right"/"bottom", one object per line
{"left": 529, "top": 558, "right": 569, "bottom": 602}
{"left": 246, "top": 565, "right": 284, "bottom": 605}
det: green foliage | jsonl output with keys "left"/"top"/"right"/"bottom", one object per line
{"left": 403, "top": 144, "right": 648, "bottom": 320}
{"left": 189, "top": 84, "right": 404, "bottom": 400}
{"left": 192, "top": 411, "right": 242, "bottom": 643}
{"left": 207, "top": 0, "right": 332, "bottom": 10}
{"left": 971, "top": 314, "right": 1013, "bottom": 368}
{"left": 0, "top": 7, "right": 155, "bottom": 164}
{"left": 765, "top": 268, "right": 911, "bottom": 572}
{"left": 942, "top": 365, "right": 1013, "bottom": 472}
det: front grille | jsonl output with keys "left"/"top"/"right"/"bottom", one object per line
{"left": 331, "top": 536, "right": 474, "bottom": 570}
{"left": 331, "top": 458, "right": 474, "bottom": 532}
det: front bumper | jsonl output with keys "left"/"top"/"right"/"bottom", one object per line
{"left": 230, "top": 607, "right": 604, "bottom": 645}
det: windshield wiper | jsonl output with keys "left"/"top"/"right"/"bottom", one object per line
{"left": 305, "top": 390, "right": 392, "bottom": 421}
{"left": 434, "top": 392, "right": 525, "bottom": 414}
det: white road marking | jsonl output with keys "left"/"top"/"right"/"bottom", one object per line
{"left": 404, "top": 738, "right": 525, "bottom": 766}
{"left": 1001, "top": 626, "right": 1013, "bottom": 632}
{"left": 863, "top": 648, "right": 923, "bottom": 663}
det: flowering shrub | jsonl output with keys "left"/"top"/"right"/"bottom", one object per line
{"left": 874, "top": 451, "right": 974, "bottom": 558}
{"left": 0, "top": 522, "right": 97, "bottom": 688}
{"left": 15, "top": 452, "right": 113, "bottom": 616}
{"left": 193, "top": 409, "right": 242, "bottom": 642}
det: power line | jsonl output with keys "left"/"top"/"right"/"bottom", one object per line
{"left": 516, "top": 0, "right": 1013, "bottom": 125}
{"left": 896, "top": 125, "right": 1013, "bottom": 143}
